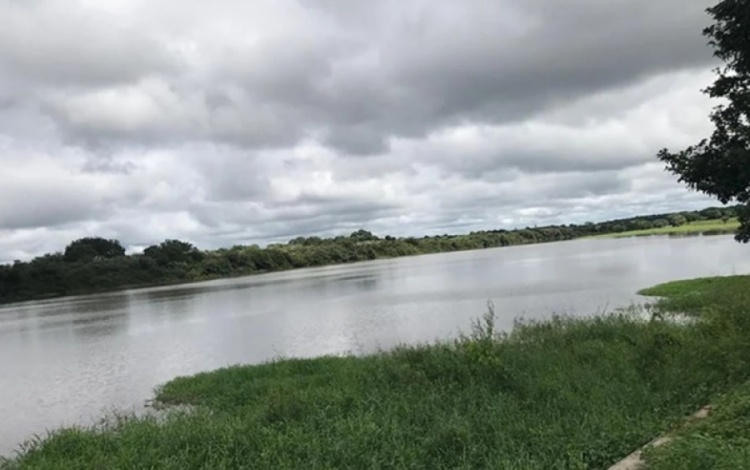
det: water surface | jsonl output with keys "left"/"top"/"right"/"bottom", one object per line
{"left": 1, "top": 235, "right": 749, "bottom": 456}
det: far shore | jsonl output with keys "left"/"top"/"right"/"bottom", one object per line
{"left": 585, "top": 218, "right": 740, "bottom": 239}
{"left": 0, "top": 213, "right": 742, "bottom": 307}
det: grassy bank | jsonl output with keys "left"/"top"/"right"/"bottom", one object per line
{"left": 3, "top": 277, "right": 750, "bottom": 469}
{"left": 587, "top": 218, "right": 740, "bottom": 239}
{"left": 636, "top": 275, "right": 750, "bottom": 469}
{"left": 643, "top": 380, "right": 750, "bottom": 469}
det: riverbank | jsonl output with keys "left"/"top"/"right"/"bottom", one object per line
{"left": 2, "top": 275, "right": 749, "bottom": 469}
{"left": 636, "top": 275, "right": 750, "bottom": 468}
{"left": 587, "top": 218, "right": 740, "bottom": 239}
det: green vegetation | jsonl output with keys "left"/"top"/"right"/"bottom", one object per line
{"left": 4, "top": 275, "right": 750, "bottom": 469}
{"left": 588, "top": 218, "right": 739, "bottom": 239}
{"left": 635, "top": 275, "right": 750, "bottom": 469}
{"left": 0, "top": 205, "right": 742, "bottom": 305}
{"left": 657, "top": 0, "right": 750, "bottom": 243}
{"left": 638, "top": 274, "right": 750, "bottom": 317}
{"left": 643, "top": 380, "right": 750, "bottom": 469}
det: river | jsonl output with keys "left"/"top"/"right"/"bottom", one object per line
{"left": 1, "top": 235, "right": 750, "bottom": 456}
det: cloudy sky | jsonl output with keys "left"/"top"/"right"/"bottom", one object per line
{"left": 0, "top": 0, "right": 721, "bottom": 261}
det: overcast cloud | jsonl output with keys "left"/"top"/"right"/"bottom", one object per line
{"left": 0, "top": 0, "right": 721, "bottom": 262}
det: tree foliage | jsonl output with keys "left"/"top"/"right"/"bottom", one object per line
{"left": 0, "top": 206, "right": 740, "bottom": 304}
{"left": 144, "top": 239, "right": 204, "bottom": 266}
{"left": 63, "top": 237, "right": 126, "bottom": 262}
{"left": 657, "top": 0, "right": 750, "bottom": 242}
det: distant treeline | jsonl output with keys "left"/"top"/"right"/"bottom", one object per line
{"left": 0, "top": 205, "right": 741, "bottom": 304}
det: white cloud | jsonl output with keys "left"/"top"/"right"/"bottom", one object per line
{"left": 0, "top": 0, "right": 724, "bottom": 261}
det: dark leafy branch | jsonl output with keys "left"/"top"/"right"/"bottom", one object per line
{"left": 657, "top": 0, "right": 750, "bottom": 242}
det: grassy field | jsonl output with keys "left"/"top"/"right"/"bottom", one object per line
{"left": 588, "top": 218, "right": 740, "bottom": 239}
{"left": 3, "top": 277, "right": 750, "bottom": 469}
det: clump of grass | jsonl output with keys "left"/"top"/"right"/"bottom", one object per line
{"left": 4, "top": 276, "right": 750, "bottom": 469}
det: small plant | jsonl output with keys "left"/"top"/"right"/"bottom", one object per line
{"left": 470, "top": 300, "right": 498, "bottom": 342}
{"left": 456, "top": 301, "right": 513, "bottom": 389}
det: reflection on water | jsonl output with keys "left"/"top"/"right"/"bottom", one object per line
{"left": 1, "top": 235, "right": 750, "bottom": 456}
{"left": 0, "top": 293, "right": 132, "bottom": 338}
{"left": 69, "top": 295, "right": 131, "bottom": 337}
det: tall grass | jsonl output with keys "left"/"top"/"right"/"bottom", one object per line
{"left": 3, "top": 277, "right": 750, "bottom": 469}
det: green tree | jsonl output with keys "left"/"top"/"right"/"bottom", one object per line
{"left": 64, "top": 237, "right": 126, "bottom": 263}
{"left": 143, "top": 240, "right": 203, "bottom": 265}
{"left": 667, "top": 214, "right": 688, "bottom": 227}
{"left": 656, "top": 0, "right": 750, "bottom": 242}
{"left": 700, "top": 208, "right": 723, "bottom": 220}
{"left": 349, "top": 229, "right": 379, "bottom": 242}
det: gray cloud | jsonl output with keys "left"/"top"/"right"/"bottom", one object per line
{"left": 0, "top": 163, "right": 107, "bottom": 231}
{"left": 311, "top": 0, "right": 716, "bottom": 153}
{"left": 2, "top": 0, "right": 715, "bottom": 153}
{"left": 0, "top": 2, "right": 178, "bottom": 88}
{"left": 0, "top": 0, "right": 723, "bottom": 261}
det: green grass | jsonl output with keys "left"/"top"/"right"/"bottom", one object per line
{"left": 638, "top": 275, "right": 750, "bottom": 469}
{"left": 4, "top": 276, "right": 750, "bottom": 469}
{"left": 638, "top": 275, "right": 750, "bottom": 317}
{"left": 643, "top": 380, "right": 750, "bottom": 469}
{"left": 588, "top": 218, "right": 740, "bottom": 239}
